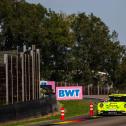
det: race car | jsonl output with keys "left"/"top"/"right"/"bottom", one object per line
{"left": 97, "top": 94, "right": 126, "bottom": 115}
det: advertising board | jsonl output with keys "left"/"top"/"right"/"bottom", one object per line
{"left": 56, "top": 86, "right": 83, "bottom": 100}
{"left": 40, "top": 80, "right": 55, "bottom": 93}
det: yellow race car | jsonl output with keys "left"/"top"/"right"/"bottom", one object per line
{"left": 97, "top": 94, "right": 126, "bottom": 115}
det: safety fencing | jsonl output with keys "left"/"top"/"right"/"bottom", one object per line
{"left": 55, "top": 82, "right": 111, "bottom": 95}
{"left": 0, "top": 45, "right": 40, "bottom": 105}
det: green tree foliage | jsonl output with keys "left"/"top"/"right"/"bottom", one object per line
{"left": 0, "top": 0, "right": 47, "bottom": 49}
{"left": 40, "top": 11, "right": 74, "bottom": 81}
{"left": 117, "top": 46, "right": 126, "bottom": 88}
{"left": 71, "top": 13, "right": 124, "bottom": 84}
{"left": 0, "top": 0, "right": 126, "bottom": 88}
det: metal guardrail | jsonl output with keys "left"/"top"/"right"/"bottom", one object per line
{"left": 0, "top": 95, "right": 57, "bottom": 122}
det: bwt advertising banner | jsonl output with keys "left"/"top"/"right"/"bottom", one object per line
{"left": 56, "top": 86, "right": 83, "bottom": 100}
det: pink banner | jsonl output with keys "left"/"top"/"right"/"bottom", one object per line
{"left": 47, "top": 81, "right": 55, "bottom": 93}
{"left": 56, "top": 86, "right": 83, "bottom": 100}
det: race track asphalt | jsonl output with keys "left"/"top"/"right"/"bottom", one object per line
{"left": 37, "top": 116, "right": 126, "bottom": 126}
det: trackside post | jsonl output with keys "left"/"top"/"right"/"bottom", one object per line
{"left": 60, "top": 107, "right": 65, "bottom": 121}
{"left": 89, "top": 101, "right": 94, "bottom": 116}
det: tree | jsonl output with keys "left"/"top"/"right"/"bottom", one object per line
{"left": 71, "top": 13, "right": 124, "bottom": 85}
{"left": 40, "top": 11, "right": 74, "bottom": 81}
{"left": 0, "top": 0, "right": 125, "bottom": 88}
{"left": 0, "top": 0, "right": 47, "bottom": 50}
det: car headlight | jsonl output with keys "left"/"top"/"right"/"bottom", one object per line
{"left": 99, "top": 103, "right": 103, "bottom": 108}
{"left": 124, "top": 104, "right": 126, "bottom": 108}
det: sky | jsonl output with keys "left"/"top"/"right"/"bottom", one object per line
{"left": 26, "top": 0, "right": 126, "bottom": 45}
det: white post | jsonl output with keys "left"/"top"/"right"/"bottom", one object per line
{"left": 21, "top": 53, "right": 24, "bottom": 102}
{"left": 4, "top": 54, "right": 9, "bottom": 104}
{"left": 11, "top": 56, "right": 13, "bottom": 104}
{"left": 31, "top": 50, "right": 35, "bottom": 100}
{"left": 16, "top": 55, "right": 19, "bottom": 102}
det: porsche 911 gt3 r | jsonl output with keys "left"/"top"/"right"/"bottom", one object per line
{"left": 97, "top": 94, "right": 126, "bottom": 115}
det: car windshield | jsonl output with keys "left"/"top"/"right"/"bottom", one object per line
{"left": 109, "top": 96, "right": 126, "bottom": 102}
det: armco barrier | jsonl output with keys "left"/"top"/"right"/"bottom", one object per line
{"left": 0, "top": 95, "right": 57, "bottom": 122}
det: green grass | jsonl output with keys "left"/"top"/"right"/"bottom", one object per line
{"left": 60, "top": 100, "right": 89, "bottom": 117}
{"left": 0, "top": 99, "right": 98, "bottom": 126}
{"left": 58, "top": 99, "right": 97, "bottom": 118}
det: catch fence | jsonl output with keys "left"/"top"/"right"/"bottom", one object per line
{"left": 55, "top": 82, "right": 111, "bottom": 95}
